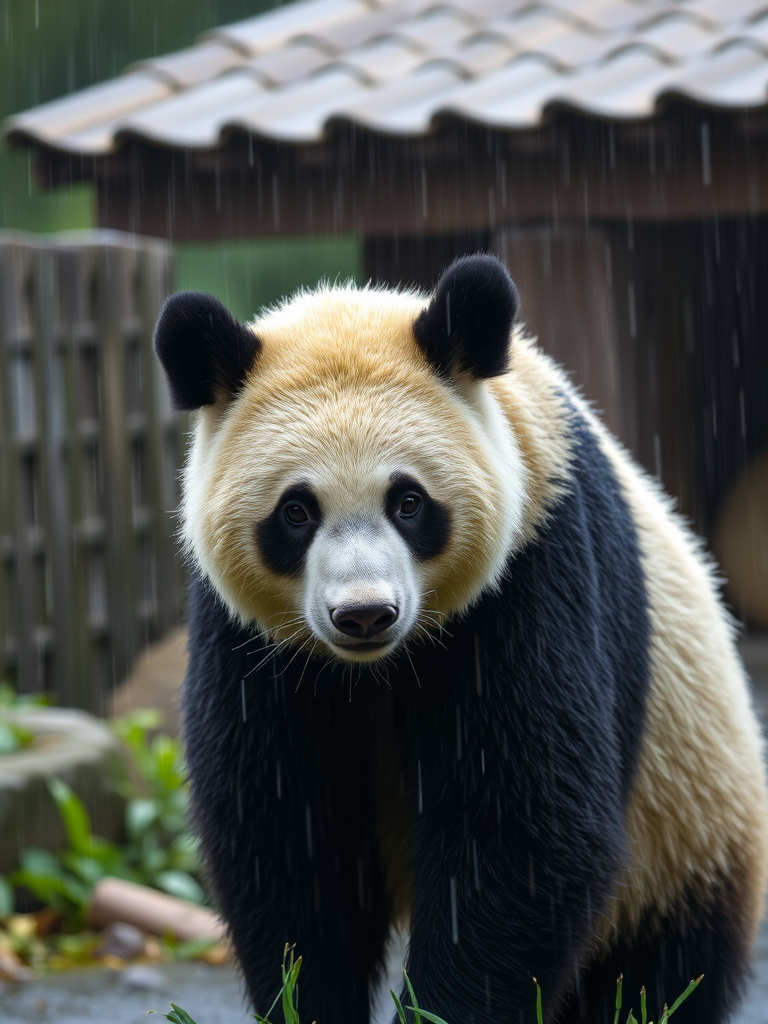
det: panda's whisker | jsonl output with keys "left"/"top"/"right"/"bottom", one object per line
{"left": 295, "top": 640, "right": 318, "bottom": 693}
{"left": 231, "top": 635, "right": 259, "bottom": 652}
{"left": 238, "top": 614, "right": 306, "bottom": 656}
{"left": 243, "top": 626, "right": 308, "bottom": 677}
{"left": 404, "top": 647, "right": 422, "bottom": 689}
{"left": 264, "top": 609, "right": 305, "bottom": 625}
{"left": 275, "top": 635, "right": 314, "bottom": 680}
{"left": 422, "top": 613, "right": 451, "bottom": 635}
{"left": 414, "top": 616, "right": 450, "bottom": 651}
{"left": 242, "top": 646, "right": 283, "bottom": 678}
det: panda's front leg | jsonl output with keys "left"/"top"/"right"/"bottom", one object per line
{"left": 398, "top": 772, "right": 625, "bottom": 1024}
{"left": 212, "top": 693, "right": 392, "bottom": 1024}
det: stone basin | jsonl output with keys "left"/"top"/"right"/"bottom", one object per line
{"left": 0, "top": 708, "right": 127, "bottom": 876}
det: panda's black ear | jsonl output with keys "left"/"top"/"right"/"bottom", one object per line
{"left": 153, "top": 292, "right": 261, "bottom": 410}
{"left": 413, "top": 253, "right": 519, "bottom": 379}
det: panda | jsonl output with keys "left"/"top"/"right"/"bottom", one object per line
{"left": 154, "top": 254, "right": 768, "bottom": 1024}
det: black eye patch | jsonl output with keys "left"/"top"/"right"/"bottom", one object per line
{"left": 257, "top": 484, "right": 321, "bottom": 577}
{"left": 386, "top": 474, "right": 451, "bottom": 560}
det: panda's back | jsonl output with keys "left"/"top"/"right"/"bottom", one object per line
{"left": 496, "top": 332, "right": 768, "bottom": 983}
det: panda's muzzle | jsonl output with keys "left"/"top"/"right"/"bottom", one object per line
{"left": 330, "top": 603, "right": 399, "bottom": 639}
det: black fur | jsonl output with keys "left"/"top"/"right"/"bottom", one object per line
{"left": 559, "top": 872, "right": 750, "bottom": 1024}
{"left": 413, "top": 254, "right": 520, "bottom": 379}
{"left": 176, "top": 410, "right": 738, "bottom": 1024}
{"left": 257, "top": 484, "right": 322, "bottom": 577}
{"left": 386, "top": 474, "right": 451, "bottom": 561}
{"left": 153, "top": 291, "right": 260, "bottom": 410}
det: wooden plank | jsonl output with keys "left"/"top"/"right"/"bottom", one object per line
{"left": 496, "top": 224, "right": 627, "bottom": 444}
{"left": 44, "top": 111, "right": 768, "bottom": 240}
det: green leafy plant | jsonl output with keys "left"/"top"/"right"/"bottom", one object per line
{"left": 111, "top": 710, "right": 203, "bottom": 904}
{"left": 0, "top": 681, "right": 49, "bottom": 754}
{"left": 8, "top": 711, "right": 204, "bottom": 929}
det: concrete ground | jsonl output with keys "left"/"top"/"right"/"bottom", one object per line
{"left": 0, "top": 961, "right": 249, "bottom": 1024}
{"left": 2, "top": 924, "right": 768, "bottom": 1024}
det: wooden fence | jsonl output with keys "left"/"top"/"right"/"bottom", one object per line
{"left": 0, "top": 231, "right": 184, "bottom": 712}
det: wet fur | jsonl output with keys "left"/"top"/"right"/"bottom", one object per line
{"left": 159, "top": 262, "right": 768, "bottom": 1024}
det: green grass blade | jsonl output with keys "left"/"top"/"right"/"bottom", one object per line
{"left": 666, "top": 976, "right": 703, "bottom": 1016}
{"left": 533, "top": 977, "right": 543, "bottom": 1024}
{"left": 259, "top": 971, "right": 288, "bottom": 1022}
{"left": 626, "top": 1011, "right": 638, "bottom": 1024}
{"left": 390, "top": 989, "right": 409, "bottom": 1024}
{"left": 405, "top": 1009, "right": 452, "bottom": 1024}
{"left": 168, "top": 1006, "right": 198, "bottom": 1024}
{"left": 640, "top": 986, "right": 647, "bottom": 1024}
{"left": 281, "top": 954, "right": 302, "bottom": 1024}
{"left": 403, "top": 970, "right": 422, "bottom": 1024}
{"left": 614, "top": 975, "right": 623, "bottom": 1024}
{"left": 146, "top": 1006, "right": 197, "bottom": 1024}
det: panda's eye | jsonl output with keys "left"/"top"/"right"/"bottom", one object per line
{"left": 283, "top": 502, "right": 310, "bottom": 526}
{"left": 399, "top": 493, "right": 422, "bottom": 518}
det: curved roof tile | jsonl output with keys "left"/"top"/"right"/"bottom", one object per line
{"left": 7, "top": 0, "right": 768, "bottom": 154}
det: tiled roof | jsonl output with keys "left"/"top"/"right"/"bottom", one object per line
{"left": 7, "top": 0, "right": 768, "bottom": 154}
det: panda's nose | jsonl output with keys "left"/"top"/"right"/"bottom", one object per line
{"left": 331, "top": 603, "right": 399, "bottom": 639}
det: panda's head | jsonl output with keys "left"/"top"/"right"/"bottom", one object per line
{"left": 155, "top": 254, "right": 529, "bottom": 663}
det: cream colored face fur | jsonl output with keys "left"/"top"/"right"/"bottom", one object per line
{"left": 181, "top": 285, "right": 528, "bottom": 662}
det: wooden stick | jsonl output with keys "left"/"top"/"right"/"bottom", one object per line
{"left": 87, "top": 877, "right": 226, "bottom": 942}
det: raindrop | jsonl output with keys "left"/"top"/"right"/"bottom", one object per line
{"left": 480, "top": 748, "right": 485, "bottom": 775}
{"left": 449, "top": 877, "right": 459, "bottom": 944}
{"left": 604, "top": 242, "right": 612, "bottom": 289}
{"left": 701, "top": 122, "right": 712, "bottom": 187}
{"left": 627, "top": 282, "right": 637, "bottom": 339}
{"left": 240, "top": 678, "right": 247, "bottom": 721}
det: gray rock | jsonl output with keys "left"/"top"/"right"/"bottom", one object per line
{"left": 120, "top": 964, "right": 168, "bottom": 991}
